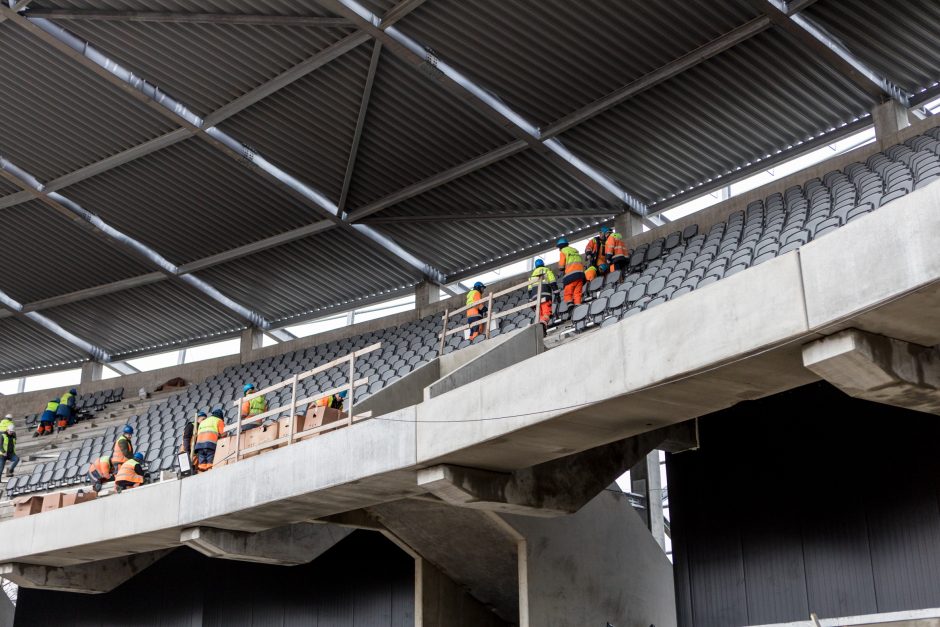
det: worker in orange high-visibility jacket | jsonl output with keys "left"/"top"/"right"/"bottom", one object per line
{"left": 240, "top": 383, "right": 267, "bottom": 432}
{"left": 466, "top": 282, "right": 487, "bottom": 340}
{"left": 111, "top": 425, "right": 134, "bottom": 472}
{"left": 605, "top": 230, "right": 629, "bottom": 273}
{"left": 315, "top": 390, "right": 347, "bottom": 410}
{"left": 115, "top": 452, "right": 145, "bottom": 492}
{"left": 528, "top": 259, "right": 556, "bottom": 330}
{"left": 194, "top": 408, "right": 227, "bottom": 471}
{"left": 584, "top": 226, "right": 611, "bottom": 270}
{"left": 557, "top": 238, "right": 586, "bottom": 305}
{"left": 584, "top": 266, "right": 598, "bottom": 282}
{"left": 87, "top": 455, "right": 112, "bottom": 492}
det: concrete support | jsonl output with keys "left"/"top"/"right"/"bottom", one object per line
{"left": 80, "top": 361, "right": 103, "bottom": 384}
{"left": 418, "top": 420, "right": 697, "bottom": 517}
{"left": 179, "top": 522, "right": 352, "bottom": 565}
{"left": 240, "top": 326, "right": 263, "bottom": 362}
{"left": 872, "top": 100, "right": 911, "bottom": 141}
{"left": 415, "top": 281, "right": 437, "bottom": 316}
{"left": 631, "top": 451, "right": 666, "bottom": 551}
{"left": 803, "top": 328, "right": 940, "bottom": 415}
{"left": 502, "top": 490, "right": 677, "bottom": 627}
{"left": 615, "top": 211, "right": 644, "bottom": 237}
{"left": 0, "top": 549, "right": 170, "bottom": 594}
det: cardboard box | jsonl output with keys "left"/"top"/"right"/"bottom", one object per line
{"left": 303, "top": 406, "right": 347, "bottom": 433}
{"left": 214, "top": 437, "right": 234, "bottom": 467}
{"left": 61, "top": 491, "right": 97, "bottom": 507}
{"left": 41, "top": 493, "right": 63, "bottom": 513}
{"left": 12, "top": 495, "right": 43, "bottom": 518}
{"left": 243, "top": 424, "right": 279, "bottom": 456}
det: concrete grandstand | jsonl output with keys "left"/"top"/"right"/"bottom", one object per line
{"left": 0, "top": 1, "right": 939, "bottom": 626}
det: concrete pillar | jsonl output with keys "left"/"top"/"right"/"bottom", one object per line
{"left": 872, "top": 100, "right": 911, "bottom": 141}
{"left": 240, "top": 327, "right": 263, "bottom": 362}
{"left": 631, "top": 452, "right": 666, "bottom": 551}
{"left": 614, "top": 211, "right": 644, "bottom": 237}
{"left": 0, "top": 549, "right": 170, "bottom": 594}
{"left": 80, "top": 361, "right": 103, "bottom": 384}
{"left": 803, "top": 328, "right": 940, "bottom": 415}
{"left": 415, "top": 281, "right": 438, "bottom": 316}
{"left": 180, "top": 523, "right": 352, "bottom": 565}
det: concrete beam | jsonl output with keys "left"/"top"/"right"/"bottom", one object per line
{"left": 872, "top": 100, "right": 912, "bottom": 141}
{"left": 803, "top": 328, "right": 940, "bottom": 415}
{"left": 417, "top": 421, "right": 697, "bottom": 517}
{"left": 180, "top": 523, "right": 352, "bottom": 565}
{"left": 0, "top": 549, "right": 170, "bottom": 594}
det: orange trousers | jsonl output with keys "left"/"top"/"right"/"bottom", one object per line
{"left": 563, "top": 279, "right": 584, "bottom": 304}
{"left": 538, "top": 301, "right": 552, "bottom": 324}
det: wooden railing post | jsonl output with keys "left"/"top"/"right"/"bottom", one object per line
{"left": 439, "top": 308, "right": 449, "bottom": 355}
{"left": 485, "top": 293, "right": 494, "bottom": 340}
{"left": 535, "top": 277, "right": 542, "bottom": 328}
{"left": 347, "top": 352, "right": 355, "bottom": 428}
{"left": 234, "top": 396, "right": 243, "bottom": 463}
{"left": 288, "top": 374, "right": 298, "bottom": 446}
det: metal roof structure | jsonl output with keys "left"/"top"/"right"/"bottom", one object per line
{"left": 0, "top": 0, "right": 937, "bottom": 375}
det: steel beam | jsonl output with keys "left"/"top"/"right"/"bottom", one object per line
{"left": 757, "top": 0, "right": 910, "bottom": 105}
{"left": 0, "top": 288, "right": 109, "bottom": 362}
{"left": 365, "top": 208, "right": 619, "bottom": 224}
{"left": 338, "top": 40, "right": 382, "bottom": 214}
{"left": 21, "top": 272, "right": 166, "bottom": 313}
{"left": 21, "top": 10, "right": 353, "bottom": 27}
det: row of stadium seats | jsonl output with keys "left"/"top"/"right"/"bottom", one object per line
{"left": 20, "top": 387, "right": 125, "bottom": 427}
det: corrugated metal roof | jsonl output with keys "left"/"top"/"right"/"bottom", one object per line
{"left": 220, "top": 42, "right": 376, "bottom": 205}
{"left": 30, "top": 0, "right": 333, "bottom": 15}
{"left": 0, "top": 21, "right": 178, "bottom": 182}
{"left": 558, "top": 28, "right": 873, "bottom": 204}
{"left": 0, "top": 317, "right": 86, "bottom": 377}
{"left": 0, "top": 178, "right": 22, "bottom": 196}
{"left": 0, "top": 200, "right": 153, "bottom": 304}
{"left": 61, "top": 138, "right": 327, "bottom": 265}
{"left": 194, "top": 228, "right": 418, "bottom": 322}
{"left": 41, "top": 280, "right": 246, "bottom": 357}
{"left": 398, "top": 0, "right": 762, "bottom": 127}
{"left": 344, "top": 47, "right": 516, "bottom": 208}
{"left": 57, "top": 17, "right": 355, "bottom": 115}
{"left": 804, "top": 0, "right": 940, "bottom": 94}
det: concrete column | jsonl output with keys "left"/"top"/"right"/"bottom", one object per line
{"left": 80, "top": 361, "right": 103, "bottom": 384}
{"left": 872, "top": 100, "right": 911, "bottom": 141}
{"left": 239, "top": 327, "right": 263, "bottom": 363}
{"left": 614, "top": 211, "right": 644, "bottom": 237}
{"left": 631, "top": 452, "right": 666, "bottom": 551}
{"left": 415, "top": 281, "right": 438, "bottom": 316}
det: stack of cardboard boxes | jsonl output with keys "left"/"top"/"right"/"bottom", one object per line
{"left": 215, "top": 406, "right": 346, "bottom": 468}
{"left": 13, "top": 489, "right": 97, "bottom": 518}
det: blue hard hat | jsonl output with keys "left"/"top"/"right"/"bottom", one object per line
{"left": 534, "top": 259, "right": 545, "bottom": 268}
{"left": 556, "top": 237, "right": 568, "bottom": 247}
{"left": 197, "top": 410, "right": 207, "bottom": 417}
{"left": 599, "top": 263, "right": 609, "bottom": 273}
{"left": 211, "top": 408, "right": 224, "bottom": 418}
{"left": 473, "top": 281, "right": 485, "bottom": 291}
{"left": 69, "top": 388, "right": 77, "bottom": 395}
{"left": 600, "top": 226, "right": 611, "bottom": 234}
{"left": 338, "top": 390, "right": 348, "bottom": 399}
{"left": 243, "top": 383, "right": 255, "bottom": 394}
{"left": 123, "top": 425, "right": 134, "bottom": 435}
{"left": 133, "top": 452, "right": 144, "bottom": 462}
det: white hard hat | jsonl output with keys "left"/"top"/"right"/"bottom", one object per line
{"left": 3, "top": 414, "right": 11, "bottom": 420}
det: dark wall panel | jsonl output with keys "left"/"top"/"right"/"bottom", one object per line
{"left": 668, "top": 382, "right": 940, "bottom": 627}
{"left": 15, "top": 530, "right": 414, "bottom": 627}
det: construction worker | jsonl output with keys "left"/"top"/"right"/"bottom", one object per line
{"left": 466, "top": 282, "right": 487, "bottom": 341}
{"left": 584, "top": 226, "right": 611, "bottom": 270}
{"left": 112, "top": 425, "right": 134, "bottom": 473}
{"left": 34, "top": 398, "right": 59, "bottom": 437}
{"left": 115, "top": 452, "right": 145, "bottom": 493}
{"left": 605, "top": 229, "right": 629, "bottom": 273}
{"left": 55, "top": 388, "right": 77, "bottom": 431}
{"left": 194, "top": 409, "right": 227, "bottom": 471}
{"left": 528, "top": 259, "right": 556, "bottom": 329}
{"left": 0, "top": 415, "right": 13, "bottom": 434}
{"left": 0, "top": 425, "right": 18, "bottom": 478}
{"left": 240, "top": 383, "right": 267, "bottom": 430}
{"left": 585, "top": 265, "right": 598, "bottom": 282}
{"left": 87, "top": 455, "right": 112, "bottom": 492}
{"left": 557, "top": 238, "right": 586, "bottom": 305}
{"left": 316, "top": 389, "right": 348, "bottom": 410}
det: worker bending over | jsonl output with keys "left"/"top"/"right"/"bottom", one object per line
{"left": 111, "top": 425, "right": 134, "bottom": 473}
{"left": 584, "top": 226, "right": 611, "bottom": 271}
{"left": 194, "top": 408, "right": 227, "bottom": 471}
{"left": 557, "top": 238, "right": 586, "bottom": 305}
{"left": 240, "top": 383, "right": 267, "bottom": 431}
{"left": 0, "top": 415, "right": 13, "bottom": 434}
{"left": 605, "top": 229, "right": 629, "bottom": 273}
{"left": 34, "top": 398, "right": 59, "bottom": 437}
{"left": 0, "top": 425, "right": 18, "bottom": 478}
{"left": 466, "top": 281, "right": 487, "bottom": 341}
{"left": 115, "top": 452, "right": 145, "bottom": 492}
{"left": 87, "top": 455, "right": 112, "bottom": 492}
{"left": 528, "top": 259, "right": 556, "bottom": 330}
{"left": 316, "top": 389, "right": 348, "bottom": 410}
{"left": 55, "top": 388, "right": 77, "bottom": 432}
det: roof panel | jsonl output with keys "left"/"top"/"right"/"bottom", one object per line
{"left": 345, "top": 48, "right": 517, "bottom": 209}
{"left": 804, "top": 0, "right": 940, "bottom": 94}
{"left": 397, "top": 0, "right": 762, "bottom": 127}
{"left": 559, "top": 29, "right": 873, "bottom": 204}
{"left": 0, "top": 201, "right": 153, "bottom": 304}
{"left": 30, "top": 1, "right": 333, "bottom": 15}
{"left": 41, "top": 280, "right": 246, "bottom": 357}
{"left": 0, "top": 21, "right": 178, "bottom": 182}
{"left": 62, "top": 138, "right": 326, "bottom": 265}
{"left": 0, "top": 316, "right": 86, "bottom": 377}
{"left": 195, "top": 228, "right": 418, "bottom": 322}
{"left": 220, "top": 42, "right": 376, "bottom": 205}
{"left": 55, "top": 18, "right": 356, "bottom": 115}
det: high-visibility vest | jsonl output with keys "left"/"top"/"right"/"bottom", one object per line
{"left": 196, "top": 417, "right": 225, "bottom": 445}
{"left": 45, "top": 401, "right": 59, "bottom": 413}
{"left": 88, "top": 456, "right": 111, "bottom": 479}
{"left": 112, "top": 435, "right": 132, "bottom": 465}
{"left": 585, "top": 236, "right": 604, "bottom": 264}
{"left": 115, "top": 459, "right": 143, "bottom": 485}
{"left": 585, "top": 266, "right": 598, "bottom": 282}
{"left": 1, "top": 434, "right": 13, "bottom": 456}
{"left": 559, "top": 246, "right": 584, "bottom": 279}
{"left": 248, "top": 395, "right": 266, "bottom": 416}
{"left": 605, "top": 233, "right": 627, "bottom": 260}
{"left": 466, "top": 290, "right": 483, "bottom": 317}
{"left": 0, "top": 419, "right": 12, "bottom": 433}
{"left": 316, "top": 394, "right": 344, "bottom": 409}
{"left": 528, "top": 266, "right": 556, "bottom": 289}
{"left": 59, "top": 391, "right": 73, "bottom": 407}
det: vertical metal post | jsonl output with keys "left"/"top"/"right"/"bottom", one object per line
{"left": 288, "top": 374, "right": 298, "bottom": 446}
